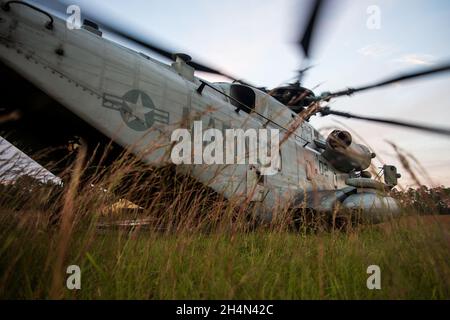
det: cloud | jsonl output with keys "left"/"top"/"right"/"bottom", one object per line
{"left": 394, "top": 54, "right": 436, "bottom": 66}
{"left": 357, "top": 44, "right": 397, "bottom": 58}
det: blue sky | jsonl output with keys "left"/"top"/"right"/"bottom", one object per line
{"left": 7, "top": 0, "right": 450, "bottom": 187}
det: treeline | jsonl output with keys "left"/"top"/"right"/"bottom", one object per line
{"left": 0, "top": 174, "right": 62, "bottom": 210}
{"left": 391, "top": 186, "right": 450, "bottom": 215}
{"left": 1, "top": 174, "right": 450, "bottom": 215}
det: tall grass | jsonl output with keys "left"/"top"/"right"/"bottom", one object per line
{"left": 0, "top": 144, "right": 449, "bottom": 299}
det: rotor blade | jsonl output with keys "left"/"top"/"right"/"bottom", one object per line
{"left": 102, "top": 25, "right": 174, "bottom": 61}
{"left": 76, "top": 15, "right": 239, "bottom": 81}
{"left": 320, "top": 107, "right": 450, "bottom": 136}
{"left": 185, "top": 60, "right": 236, "bottom": 80}
{"left": 297, "top": 64, "right": 316, "bottom": 84}
{"left": 298, "top": 0, "right": 325, "bottom": 58}
{"left": 321, "top": 63, "right": 450, "bottom": 100}
{"left": 108, "top": 26, "right": 239, "bottom": 80}
{"left": 298, "top": 65, "right": 315, "bottom": 75}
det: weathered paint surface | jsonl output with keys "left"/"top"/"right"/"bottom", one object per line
{"left": 0, "top": 6, "right": 398, "bottom": 219}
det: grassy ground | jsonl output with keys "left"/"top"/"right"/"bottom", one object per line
{"left": 0, "top": 210, "right": 449, "bottom": 299}
{"left": 0, "top": 149, "right": 449, "bottom": 299}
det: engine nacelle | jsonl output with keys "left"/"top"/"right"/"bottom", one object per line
{"left": 321, "top": 130, "right": 375, "bottom": 173}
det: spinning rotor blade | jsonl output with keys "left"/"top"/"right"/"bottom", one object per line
{"left": 320, "top": 107, "right": 450, "bottom": 136}
{"left": 103, "top": 25, "right": 238, "bottom": 81}
{"left": 187, "top": 60, "right": 232, "bottom": 77}
{"left": 298, "top": 0, "right": 325, "bottom": 58}
{"left": 108, "top": 28, "right": 237, "bottom": 80}
{"left": 320, "top": 63, "right": 450, "bottom": 101}
{"left": 103, "top": 26, "right": 173, "bottom": 61}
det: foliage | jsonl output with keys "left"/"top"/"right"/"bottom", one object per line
{"left": 0, "top": 148, "right": 449, "bottom": 299}
{"left": 391, "top": 186, "right": 450, "bottom": 215}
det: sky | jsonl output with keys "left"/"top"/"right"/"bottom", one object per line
{"left": 0, "top": 137, "right": 60, "bottom": 183}
{"left": 3, "top": 0, "right": 450, "bottom": 188}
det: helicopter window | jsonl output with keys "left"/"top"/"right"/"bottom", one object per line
{"left": 230, "top": 84, "right": 256, "bottom": 113}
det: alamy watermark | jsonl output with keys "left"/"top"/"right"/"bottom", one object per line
{"left": 366, "top": 5, "right": 381, "bottom": 30}
{"left": 366, "top": 265, "right": 381, "bottom": 290}
{"left": 66, "top": 5, "right": 82, "bottom": 30}
{"left": 66, "top": 265, "right": 81, "bottom": 290}
{"left": 170, "top": 122, "right": 281, "bottom": 176}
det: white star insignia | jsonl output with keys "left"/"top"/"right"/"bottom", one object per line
{"left": 125, "top": 94, "right": 152, "bottom": 123}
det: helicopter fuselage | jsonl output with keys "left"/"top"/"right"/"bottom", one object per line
{"left": 0, "top": 4, "right": 399, "bottom": 221}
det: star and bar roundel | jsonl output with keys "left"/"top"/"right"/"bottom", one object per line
{"left": 102, "top": 89, "right": 170, "bottom": 131}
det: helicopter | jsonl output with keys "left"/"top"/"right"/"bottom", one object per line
{"left": 1, "top": 0, "right": 450, "bottom": 223}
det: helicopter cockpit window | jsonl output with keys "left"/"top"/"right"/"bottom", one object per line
{"left": 230, "top": 84, "right": 256, "bottom": 113}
